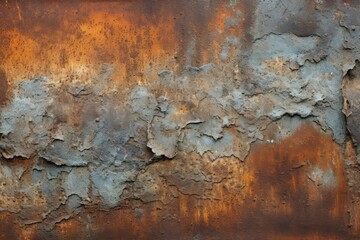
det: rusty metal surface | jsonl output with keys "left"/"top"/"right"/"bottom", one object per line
{"left": 0, "top": 0, "right": 360, "bottom": 239}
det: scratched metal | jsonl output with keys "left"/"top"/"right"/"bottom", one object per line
{"left": 0, "top": 0, "right": 359, "bottom": 239}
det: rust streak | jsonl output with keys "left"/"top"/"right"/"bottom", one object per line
{"left": 15, "top": 0, "right": 22, "bottom": 21}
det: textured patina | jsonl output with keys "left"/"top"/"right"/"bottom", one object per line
{"left": 0, "top": 1, "right": 360, "bottom": 239}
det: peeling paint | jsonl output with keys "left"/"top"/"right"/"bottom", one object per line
{"left": 0, "top": 0, "right": 359, "bottom": 239}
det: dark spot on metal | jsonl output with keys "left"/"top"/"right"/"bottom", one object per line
{"left": 343, "top": 60, "right": 360, "bottom": 149}
{"left": 0, "top": 69, "right": 8, "bottom": 106}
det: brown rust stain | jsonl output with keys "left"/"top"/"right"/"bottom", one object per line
{"left": 0, "top": 214, "right": 18, "bottom": 240}
{"left": 240, "top": 123, "right": 350, "bottom": 237}
{"left": 344, "top": 140, "right": 360, "bottom": 235}
{"left": 21, "top": 124, "right": 351, "bottom": 240}
{"left": 0, "top": 69, "right": 8, "bottom": 106}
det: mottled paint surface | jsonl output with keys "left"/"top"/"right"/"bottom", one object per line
{"left": 0, "top": 0, "right": 360, "bottom": 239}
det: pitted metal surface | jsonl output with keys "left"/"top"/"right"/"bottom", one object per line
{"left": 0, "top": 1, "right": 360, "bottom": 239}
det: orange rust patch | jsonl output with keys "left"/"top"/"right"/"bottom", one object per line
{"left": 263, "top": 56, "right": 299, "bottom": 77}
{"left": 0, "top": 1, "right": 252, "bottom": 86}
